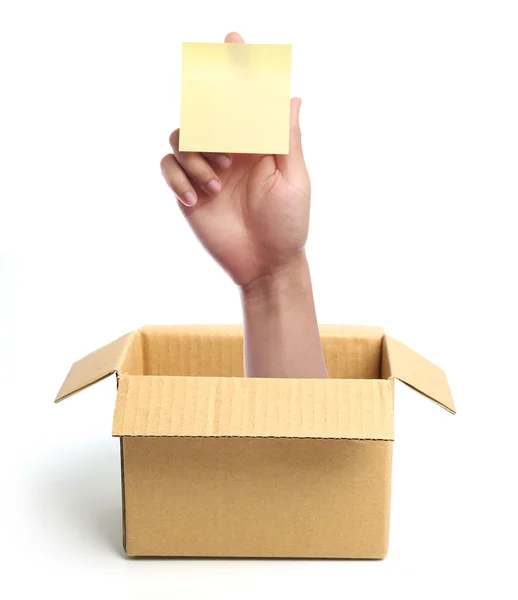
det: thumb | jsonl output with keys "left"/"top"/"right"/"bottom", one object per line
{"left": 276, "top": 97, "right": 305, "bottom": 181}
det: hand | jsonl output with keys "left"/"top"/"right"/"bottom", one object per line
{"left": 160, "top": 32, "right": 310, "bottom": 289}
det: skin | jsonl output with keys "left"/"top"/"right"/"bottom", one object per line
{"left": 161, "top": 32, "right": 328, "bottom": 378}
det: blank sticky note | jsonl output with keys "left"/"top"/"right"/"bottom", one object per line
{"left": 180, "top": 42, "right": 292, "bottom": 155}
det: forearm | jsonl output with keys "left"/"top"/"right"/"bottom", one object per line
{"left": 240, "top": 251, "right": 328, "bottom": 378}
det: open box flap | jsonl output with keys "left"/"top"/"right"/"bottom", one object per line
{"left": 112, "top": 375, "right": 395, "bottom": 440}
{"left": 55, "top": 332, "right": 136, "bottom": 402}
{"left": 382, "top": 336, "right": 456, "bottom": 414}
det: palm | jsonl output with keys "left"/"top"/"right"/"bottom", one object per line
{"left": 182, "top": 153, "right": 310, "bottom": 286}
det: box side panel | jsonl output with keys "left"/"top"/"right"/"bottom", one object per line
{"left": 123, "top": 437, "right": 393, "bottom": 558}
{"left": 322, "top": 328, "right": 384, "bottom": 379}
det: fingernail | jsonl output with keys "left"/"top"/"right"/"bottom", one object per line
{"left": 215, "top": 154, "right": 232, "bottom": 169}
{"left": 183, "top": 191, "right": 197, "bottom": 206}
{"left": 205, "top": 179, "right": 222, "bottom": 195}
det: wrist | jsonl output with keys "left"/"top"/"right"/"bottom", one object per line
{"left": 239, "top": 251, "right": 312, "bottom": 307}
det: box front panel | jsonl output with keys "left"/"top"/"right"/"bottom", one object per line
{"left": 122, "top": 438, "right": 392, "bottom": 558}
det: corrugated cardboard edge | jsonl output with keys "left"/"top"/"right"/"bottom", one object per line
{"left": 119, "top": 438, "right": 127, "bottom": 554}
{"left": 139, "top": 323, "right": 385, "bottom": 338}
{"left": 382, "top": 336, "right": 456, "bottom": 414}
{"left": 54, "top": 332, "right": 136, "bottom": 402}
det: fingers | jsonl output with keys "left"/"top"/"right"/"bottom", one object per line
{"left": 160, "top": 153, "right": 197, "bottom": 207}
{"left": 161, "top": 130, "right": 233, "bottom": 206}
{"left": 225, "top": 32, "right": 244, "bottom": 43}
{"left": 275, "top": 97, "right": 305, "bottom": 181}
{"left": 166, "top": 129, "right": 233, "bottom": 203}
{"left": 161, "top": 31, "right": 244, "bottom": 205}
{"left": 169, "top": 130, "right": 221, "bottom": 195}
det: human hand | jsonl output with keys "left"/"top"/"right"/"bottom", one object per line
{"left": 160, "top": 32, "right": 310, "bottom": 289}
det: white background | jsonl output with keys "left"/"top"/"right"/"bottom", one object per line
{"left": 1, "top": 0, "right": 517, "bottom": 598}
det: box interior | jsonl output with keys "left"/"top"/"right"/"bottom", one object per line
{"left": 121, "top": 326, "right": 385, "bottom": 380}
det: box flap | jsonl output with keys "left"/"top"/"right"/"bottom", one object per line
{"left": 112, "top": 375, "right": 395, "bottom": 440}
{"left": 55, "top": 333, "right": 136, "bottom": 402}
{"left": 382, "top": 336, "right": 456, "bottom": 414}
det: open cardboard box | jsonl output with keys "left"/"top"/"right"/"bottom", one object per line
{"left": 56, "top": 325, "right": 455, "bottom": 559}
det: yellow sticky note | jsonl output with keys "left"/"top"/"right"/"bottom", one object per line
{"left": 180, "top": 42, "right": 292, "bottom": 155}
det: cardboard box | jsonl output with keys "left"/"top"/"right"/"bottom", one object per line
{"left": 55, "top": 324, "right": 455, "bottom": 559}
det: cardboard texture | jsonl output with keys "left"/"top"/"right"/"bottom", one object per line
{"left": 179, "top": 43, "right": 292, "bottom": 154}
{"left": 56, "top": 325, "right": 455, "bottom": 558}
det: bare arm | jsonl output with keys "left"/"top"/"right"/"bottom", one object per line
{"left": 241, "top": 252, "right": 328, "bottom": 378}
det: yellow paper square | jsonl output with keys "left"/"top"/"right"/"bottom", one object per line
{"left": 180, "top": 42, "right": 292, "bottom": 154}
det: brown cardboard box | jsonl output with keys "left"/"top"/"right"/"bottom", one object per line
{"left": 55, "top": 324, "right": 455, "bottom": 559}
